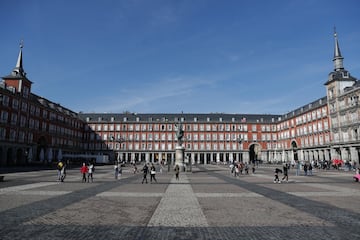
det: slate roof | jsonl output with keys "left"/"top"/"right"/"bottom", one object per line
{"left": 78, "top": 112, "right": 282, "bottom": 123}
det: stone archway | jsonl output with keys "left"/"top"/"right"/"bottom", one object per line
{"left": 249, "top": 143, "right": 261, "bottom": 164}
{"left": 291, "top": 141, "right": 298, "bottom": 162}
{"left": 0, "top": 146, "right": 4, "bottom": 166}
{"left": 6, "top": 148, "right": 13, "bottom": 166}
{"left": 37, "top": 136, "right": 47, "bottom": 162}
{"left": 16, "top": 148, "right": 24, "bottom": 165}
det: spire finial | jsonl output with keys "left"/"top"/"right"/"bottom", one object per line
{"left": 20, "top": 39, "right": 24, "bottom": 49}
{"left": 333, "top": 27, "right": 344, "bottom": 71}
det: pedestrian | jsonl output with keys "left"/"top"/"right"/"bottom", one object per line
{"left": 235, "top": 165, "right": 240, "bottom": 177}
{"left": 282, "top": 163, "right": 288, "bottom": 182}
{"left": 244, "top": 163, "right": 249, "bottom": 174}
{"left": 308, "top": 163, "right": 313, "bottom": 176}
{"left": 296, "top": 160, "right": 300, "bottom": 176}
{"left": 159, "top": 162, "right": 164, "bottom": 174}
{"left": 230, "top": 163, "right": 235, "bottom": 176}
{"left": 114, "top": 163, "right": 119, "bottom": 179}
{"left": 304, "top": 163, "right": 308, "bottom": 176}
{"left": 133, "top": 164, "right": 138, "bottom": 174}
{"left": 142, "top": 163, "right": 149, "bottom": 184}
{"left": 80, "top": 163, "right": 88, "bottom": 183}
{"left": 174, "top": 164, "right": 180, "bottom": 180}
{"left": 118, "top": 164, "right": 122, "bottom": 178}
{"left": 274, "top": 168, "right": 282, "bottom": 183}
{"left": 252, "top": 164, "right": 256, "bottom": 174}
{"left": 60, "top": 163, "right": 66, "bottom": 182}
{"left": 150, "top": 163, "right": 157, "bottom": 183}
{"left": 88, "top": 162, "right": 94, "bottom": 182}
{"left": 239, "top": 163, "right": 244, "bottom": 174}
{"left": 57, "top": 161, "right": 63, "bottom": 181}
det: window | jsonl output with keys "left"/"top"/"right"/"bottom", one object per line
{"left": 0, "top": 111, "right": 8, "bottom": 123}
{"left": 11, "top": 113, "right": 17, "bottom": 125}
{"left": 12, "top": 99, "right": 19, "bottom": 109}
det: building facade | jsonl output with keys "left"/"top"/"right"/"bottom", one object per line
{"left": 325, "top": 31, "right": 360, "bottom": 164}
{"left": 0, "top": 32, "right": 359, "bottom": 167}
{"left": 0, "top": 44, "right": 85, "bottom": 166}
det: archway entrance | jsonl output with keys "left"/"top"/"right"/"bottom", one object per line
{"left": 37, "top": 136, "right": 47, "bottom": 162}
{"left": 249, "top": 143, "right": 261, "bottom": 164}
{"left": 291, "top": 141, "right": 298, "bottom": 162}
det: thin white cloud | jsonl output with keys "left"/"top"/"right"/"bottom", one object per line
{"left": 92, "top": 75, "right": 218, "bottom": 112}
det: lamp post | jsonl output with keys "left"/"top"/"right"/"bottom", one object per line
{"left": 237, "top": 137, "right": 243, "bottom": 163}
{"left": 183, "top": 136, "right": 191, "bottom": 172}
{"left": 110, "top": 136, "right": 125, "bottom": 164}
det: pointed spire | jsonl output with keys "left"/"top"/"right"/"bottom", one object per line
{"left": 16, "top": 40, "right": 24, "bottom": 69}
{"left": 333, "top": 27, "right": 344, "bottom": 71}
{"left": 10, "top": 40, "right": 27, "bottom": 78}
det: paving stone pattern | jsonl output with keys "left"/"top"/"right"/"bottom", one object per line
{"left": 0, "top": 164, "right": 359, "bottom": 240}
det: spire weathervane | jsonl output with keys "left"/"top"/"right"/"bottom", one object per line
{"left": 333, "top": 26, "right": 344, "bottom": 71}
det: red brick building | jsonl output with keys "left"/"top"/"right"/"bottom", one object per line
{"left": 0, "top": 32, "right": 359, "bottom": 167}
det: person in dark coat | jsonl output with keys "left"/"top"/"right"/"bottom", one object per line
{"left": 282, "top": 163, "right": 289, "bottom": 182}
{"left": 150, "top": 163, "right": 157, "bottom": 183}
{"left": 142, "top": 163, "right": 149, "bottom": 184}
{"left": 274, "top": 168, "right": 282, "bottom": 183}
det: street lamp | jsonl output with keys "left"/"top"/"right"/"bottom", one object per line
{"left": 237, "top": 136, "right": 244, "bottom": 163}
{"left": 109, "top": 136, "right": 125, "bottom": 164}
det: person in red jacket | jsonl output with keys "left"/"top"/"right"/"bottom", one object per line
{"left": 80, "top": 163, "right": 88, "bottom": 183}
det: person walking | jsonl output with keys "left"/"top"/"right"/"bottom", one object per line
{"left": 118, "top": 165, "right": 122, "bottom": 178}
{"left": 308, "top": 163, "right": 313, "bottom": 176}
{"left": 57, "top": 161, "right": 63, "bottom": 181}
{"left": 150, "top": 163, "right": 157, "bottom": 183}
{"left": 252, "top": 164, "right": 256, "bottom": 174}
{"left": 60, "top": 163, "right": 66, "bottom": 182}
{"left": 304, "top": 163, "right": 308, "bottom": 176}
{"left": 282, "top": 163, "right": 289, "bottom": 182}
{"left": 174, "top": 164, "right": 180, "bottom": 180}
{"left": 114, "top": 163, "right": 119, "bottom": 180}
{"left": 80, "top": 163, "right": 88, "bottom": 183}
{"left": 88, "top": 162, "right": 94, "bottom": 182}
{"left": 133, "top": 164, "right": 138, "bottom": 174}
{"left": 274, "top": 167, "right": 282, "bottom": 183}
{"left": 235, "top": 165, "right": 240, "bottom": 177}
{"left": 142, "top": 163, "right": 149, "bottom": 184}
{"left": 296, "top": 160, "right": 300, "bottom": 176}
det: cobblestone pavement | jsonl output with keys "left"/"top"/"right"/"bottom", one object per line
{"left": 0, "top": 164, "right": 360, "bottom": 240}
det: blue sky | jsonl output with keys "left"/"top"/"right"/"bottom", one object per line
{"left": 1, "top": 0, "right": 360, "bottom": 114}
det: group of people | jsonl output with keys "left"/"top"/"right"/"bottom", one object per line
{"left": 295, "top": 161, "right": 313, "bottom": 176}
{"left": 230, "top": 162, "right": 256, "bottom": 177}
{"left": 275, "top": 162, "right": 316, "bottom": 183}
{"left": 57, "top": 161, "right": 94, "bottom": 183}
{"left": 141, "top": 163, "right": 158, "bottom": 184}
{"left": 141, "top": 163, "right": 180, "bottom": 183}
{"left": 274, "top": 163, "right": 289, "bottom": 183}
{"left": 57, "top": 161, "right": 182, "bottom": 183}
{"left": 80, "top": 162, "right": 95, "bottom": 182}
